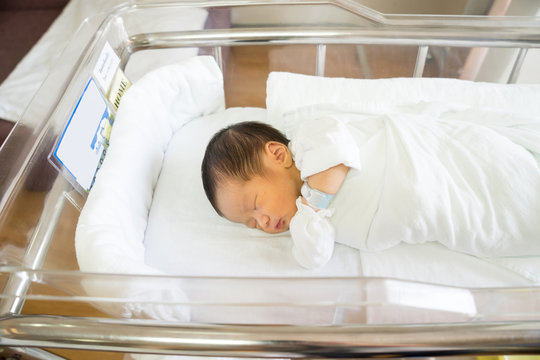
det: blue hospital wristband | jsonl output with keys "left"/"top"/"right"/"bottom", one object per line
{"left": 301, "top": 182, "right": 335, "bottom": 209}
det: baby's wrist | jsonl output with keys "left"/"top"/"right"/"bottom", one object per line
{"left": 301, "top": 182, "right": 335, "bottom": 210}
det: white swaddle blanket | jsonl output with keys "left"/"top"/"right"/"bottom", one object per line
{"left": 285, "top": 105, "right": 540, "bottom": 260}
{"left": 268, "top": 72, "right": 540, "bottom": 281}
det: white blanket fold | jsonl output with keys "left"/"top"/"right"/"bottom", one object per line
{"left": 367, "top": 111, "right": 540, "bottom": 257}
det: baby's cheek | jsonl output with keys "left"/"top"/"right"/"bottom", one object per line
{"left": 246, "top": 218, "right": 256, "bottom": 229}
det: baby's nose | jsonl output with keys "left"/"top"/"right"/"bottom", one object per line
{"left": 256, "top": 214, "right": 270, "bottom": 229}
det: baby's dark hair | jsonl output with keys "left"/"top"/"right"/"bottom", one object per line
{"left": 201, "top": 121, "right": 289, "bottom": 216}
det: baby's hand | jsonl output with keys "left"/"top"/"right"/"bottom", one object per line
{"left": 289, "top": 197, "right": 335, "bottom": 269}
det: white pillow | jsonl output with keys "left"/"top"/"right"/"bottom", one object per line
{"left": 75, "top": 56, "right": 225, "bottom": 320}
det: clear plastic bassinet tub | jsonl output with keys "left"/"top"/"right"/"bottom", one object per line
{"left": 1, "top": 0, "right": 540, "bottom": 359}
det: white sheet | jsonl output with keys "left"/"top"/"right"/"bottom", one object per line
{"left": 76, "top": 57, "right": 539, "bottom": 323}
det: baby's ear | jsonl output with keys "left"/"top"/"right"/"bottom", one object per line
{"left": 265, "top": 141, "right": 292, "bottom": 167}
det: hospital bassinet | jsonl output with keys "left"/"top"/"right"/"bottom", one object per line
{"left": 1, "top": 0, "right": 540, "bottom": 359}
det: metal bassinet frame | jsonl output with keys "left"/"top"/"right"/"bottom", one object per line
{"left": 1, "top": 0, "right": 540, "bottom": 358}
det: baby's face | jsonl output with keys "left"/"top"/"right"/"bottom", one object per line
{"left": 215, "top": 169, "right": 300, "bottom": 234}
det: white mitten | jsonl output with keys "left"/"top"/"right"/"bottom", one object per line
{"left": 289, "top": 197, "right": 335, "bottom": 269}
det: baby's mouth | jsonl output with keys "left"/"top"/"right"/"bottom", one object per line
{"left": 275, "top": 218, "right": 285, "bottom": 231}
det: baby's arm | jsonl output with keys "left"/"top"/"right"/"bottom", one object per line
{"left": 303, "top": 163, "right": 349, "bottom": 209}
{"left": 309, "top": 163, "right": 349, "bottom": 193}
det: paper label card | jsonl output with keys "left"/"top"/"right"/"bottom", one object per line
{"left": 52, "top": 77, "right": 113, "bottom": 191}
{"left": 108, "top": 68, "right": 131, "bottom": 111}
{"left": 93, "top": 42, "right": 121, "bottom": 93}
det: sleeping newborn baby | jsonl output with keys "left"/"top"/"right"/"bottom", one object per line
{"left": 201, "top": 110, "right": 540, "bottom": 269}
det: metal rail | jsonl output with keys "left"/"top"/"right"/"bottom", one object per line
{"left": 0, "top": 178, "right": 69, "bottom": 315}
{"left": 1, "top": 315, "right": 540, "bottom": 357}
{"left": 413, "top": 45, "right": 429, "bottom": 77}
{"left": 507, "top": 47, "right": 529, "bottom": 83}
{"left": 2, "top": 1, "right": 540, "bottom": 358}
{"left": 129, "top": 27, "right": 540, "bottom": 50}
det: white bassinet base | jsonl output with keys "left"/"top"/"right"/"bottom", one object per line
{"left": 76, "top": 56, "right": 540, "bottom": 323}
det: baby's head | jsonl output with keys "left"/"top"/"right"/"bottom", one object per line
{"left": 202, "top": 121, "right": 302, "bottom": 233}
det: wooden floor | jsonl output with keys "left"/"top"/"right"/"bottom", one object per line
{"left": 1, "top": 44, "right": 467, "bottom": 359}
